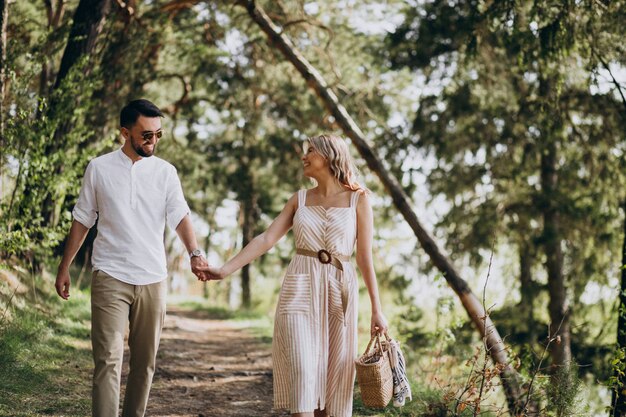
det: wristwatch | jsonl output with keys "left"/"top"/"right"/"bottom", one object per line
{"left": 189, "top": 249, "right": 204, "bottom": 259}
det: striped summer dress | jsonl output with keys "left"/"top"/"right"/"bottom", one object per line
{"left": 273, "top": 189, "right": 360, "bottom": 417}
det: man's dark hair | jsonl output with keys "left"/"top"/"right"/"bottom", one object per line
{"left": 120, "top": 99, "right": 164, "bottom": 128}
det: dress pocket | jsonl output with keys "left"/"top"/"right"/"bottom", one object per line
{"left": 328, "top": 276, "right": 344, "bottom": 322}
{"left": 279, "top": 274, "right": 311, "bottom": 315}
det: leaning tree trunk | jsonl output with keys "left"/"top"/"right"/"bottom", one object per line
{"left": 611, "top": 199, "right": 626, "bottom": 416}
{"left": 235, "top": 1, "right": 533, "bottom": 414}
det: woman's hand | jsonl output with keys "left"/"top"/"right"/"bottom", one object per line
{"left": 371, "top": 311, "right": 389, "bottom": 336}
{"left": 197, "top": 265, "right": 227, "bottom": 281}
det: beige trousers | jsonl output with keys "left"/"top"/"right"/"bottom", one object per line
{"left": 91, "top": 270, "right": 167, "bottom": 417}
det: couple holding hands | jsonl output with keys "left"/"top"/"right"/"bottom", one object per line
{"left": 55, "top": 99, "right": 388, "bottom": 417}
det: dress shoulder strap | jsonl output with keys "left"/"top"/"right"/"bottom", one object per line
{"left": 298, "top": 189, "right": 307, "bottom": 208}
{"left": 350, "top": 191, "right": 361, "bottom": 208}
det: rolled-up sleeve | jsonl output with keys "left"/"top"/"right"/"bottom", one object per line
{"left": 165, "top": 166, "right": 190, "bottom": 231}
{"left": 72, "top": 161, "right": 98, "bottom": 228}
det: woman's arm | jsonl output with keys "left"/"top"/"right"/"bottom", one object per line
{"left": 201, "top": 192, "right": 299, "bottom": 279}
{"left": 355, "top": 192, "right": 389, "bottom": 335}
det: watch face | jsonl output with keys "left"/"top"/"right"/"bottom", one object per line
{"left": 190, "top": 249, "right": 202, "bottom": 257}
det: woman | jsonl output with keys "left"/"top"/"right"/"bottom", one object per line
{"left": 200, "top": 134, "right": 388, "bottom": 417}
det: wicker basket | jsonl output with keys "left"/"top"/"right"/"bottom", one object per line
{"left": 355, "top": 334, "right": 393, "bottom": 408}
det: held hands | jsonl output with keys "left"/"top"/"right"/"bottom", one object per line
{"left": 190, "top": 255, "right": 211, "bottom": 281}
{"left": 196, "top": 265, "right": 227, "bottom": 281}
{"left": 371, "top": 311, "right": 389, "bottom": 336}
{"left": 189, "top": 255, "right": 227, "bottom": 282}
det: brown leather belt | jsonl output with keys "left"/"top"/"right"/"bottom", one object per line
{"left": 295, "top": 248, "right": 349, "bottom": 271}
{"left": 295, "top": 248, "right": 350, "bottom": 323}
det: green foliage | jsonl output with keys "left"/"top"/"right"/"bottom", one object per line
{"left": 608, "top": 347, "right": 626, "bottom": 412}
{"left": 1, "top": 70, "right": 113, "bottom": 258}
{"left": 546, "top": 364, "right": 583, "bottom": 417}
{"left": 394, "top": 304, "right": 431, "bottom": 350}
{"left": 1, "top": 1, "right": 115, "bottom": 261}
{"left": 383, "top": 2, "right": 625, "bottom": 398}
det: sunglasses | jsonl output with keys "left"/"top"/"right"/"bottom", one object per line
{"left": 140, "top": 130, "right": 163, "bottom": 141}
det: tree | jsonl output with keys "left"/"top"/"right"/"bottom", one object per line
{"left": 385, "top": 0, "right": 626, "bottom": 375}
{"left": 612, "top": 199, "right": 626, "bottom": 416}
{"left": 40, "top": 0, "right": 112, "bottom": 229}
{"left": 155, "top": 1, "right": 317, "bottom": 308}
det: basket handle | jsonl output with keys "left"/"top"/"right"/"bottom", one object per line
{"left": 363, "top": 334, "right": 377, "bottom": 355}
{"left": 363, "top": 332, "right": 389, "bottom": 356}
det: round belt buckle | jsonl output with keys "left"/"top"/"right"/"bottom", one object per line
{"left": 317, "top": 249, "right": 332, "bottom": 264}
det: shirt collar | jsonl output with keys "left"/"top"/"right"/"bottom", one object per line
{"left": 117, "top": 147, "right": 145, "bottom": 166}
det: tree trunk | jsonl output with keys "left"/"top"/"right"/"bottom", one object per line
{"left": 611, "top": 199, "right": 626, "bottom": 416}
{"left": 202, "top": 203, "right": 218, "bottom": 300}
{"left": 53, "top": 0, "right": 111, "bottom": 90}
{"left": 203, "top": 228, "right": 213, "bottom": 300}
{"left": 236, "top": 1, "right": 532, "bottom": 413}
{"left": 604, "top": 56, "right": 626, "bottom": 417}
{"left": 40, "top": 0, "right": 66, "bottom": 97}
{"left": 240, "top": 192, "right": 258, "bottom": 309}
{"left": 0, "top": 0, "right": 8, "bottom": 139}
{"left": 519, "top": 241, "right": 536, "bottom": 344}
{"left": 541, "top": 138, "right": 571, "bottom": 369}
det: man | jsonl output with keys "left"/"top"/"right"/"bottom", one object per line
{"left": 55, "top": 99, "right": 208, "bottom": 417}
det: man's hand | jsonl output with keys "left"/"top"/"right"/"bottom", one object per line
{"left": 190, "top": 256, "right": 209, "bottom": 281}
{"left": 55, "top": 220, "right": 90, "bottom": 300}
{"left": 55, "top": 268, "right": 71, "bottom": 300}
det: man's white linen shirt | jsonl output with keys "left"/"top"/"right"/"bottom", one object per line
{"left": 72, "top": 149, "right": 190, "bottom": 285}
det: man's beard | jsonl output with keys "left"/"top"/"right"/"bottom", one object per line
{"left": 132, "top": 140, "right": 156, "bottom": 157}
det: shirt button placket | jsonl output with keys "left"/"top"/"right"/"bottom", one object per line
{"left": 130, "top": 163, "right": 137, "bottom": 209}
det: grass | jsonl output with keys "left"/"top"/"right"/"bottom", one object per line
{"left": 353, "top": 383, "right": 443, "bottom": 417}
{"left": 351, "top": 379, "right": 500, "bottom": 417}
{"left": 171, "top": 296, "right": 275, "bottom": 343}
{"left": 0, "top": 286, "right": 602, "bottom": 417}
{"left": 174, "top": 298, "right": 267, "bottom": 320}
{"left": 0, "top": 289, "right": 92, "bottom": 417}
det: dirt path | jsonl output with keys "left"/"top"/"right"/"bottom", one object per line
{"left": 133, "top": 306, "right": 290, "bottom": 417}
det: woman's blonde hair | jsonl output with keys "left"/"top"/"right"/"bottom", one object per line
{"left": 307, "top": 134, "right": 366, "bottom": 193}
